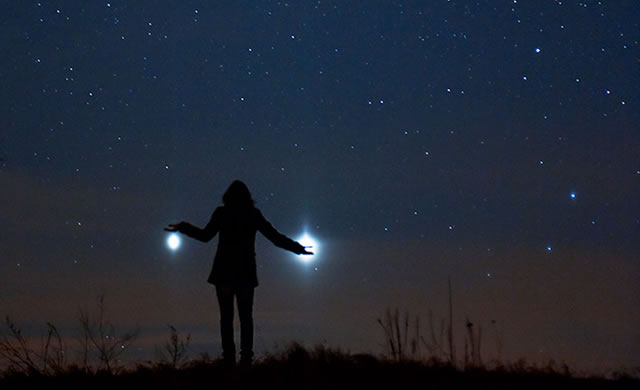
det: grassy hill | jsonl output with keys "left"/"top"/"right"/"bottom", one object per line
{"left": 1, "top": 344, "right": 638, "bottom": 390}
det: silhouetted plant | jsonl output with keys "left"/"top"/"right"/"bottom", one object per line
{"left": 0, "top": 316, "right": 40, "bottom": 374}
{"left": 79, "top": 295, "right": 137, "bottom": 374}
{"left": 156, "top": 325, "right": 191, "bottom": 368}
{"left": 0, "top": 317, "right": 65, "bottom": 375}
{"left": 422, "top": 309, "right": 447, "bottom": 360}
{"left": 378, "top": 278, "right": 458, "bottom": 364}
{"left": 41, "top": 322, "right": 65, "bottom": 374}
{"left": 489, "top": 319, "right": 505, "bottom": 365}
{"left": 377, "top": 308, "right": 412, "bottom": 361}
{"left": 446, "top": 278, "right": 456, "bottom": 364}
{"left": 463, "top": 317, "right": 482, "bottom": 368}
{"left": 77, "top": 310, "right": 90, "bottom": 372}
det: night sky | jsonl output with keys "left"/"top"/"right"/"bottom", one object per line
{"left": 1, "top": 1, "right": 639, "bottom": 373}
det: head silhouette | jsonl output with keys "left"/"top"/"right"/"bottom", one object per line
{"left": 223, "top": 180, "right": 254, "bottom": 209}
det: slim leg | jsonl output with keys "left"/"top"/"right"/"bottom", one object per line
{"left": 215, "top": 286, "right": 236, "bottom": 363}
{"left": 236, "top": 287, "right": 255, "bottom": 362}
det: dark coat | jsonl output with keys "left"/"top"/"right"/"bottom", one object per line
{"left": 179, "top": 206, "right": 305, "bottom": 287}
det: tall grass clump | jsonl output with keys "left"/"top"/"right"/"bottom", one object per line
{"left": 0, "top": 295, "right": 137, "bottom": 376}
{"left": 0, "top": 317, "right": 65, "bottom": 375}
{"left": 378, "top": 278, "right": 498, "bottom": 368}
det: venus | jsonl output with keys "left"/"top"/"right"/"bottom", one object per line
{"left": 167, "top": 233, "right": 181, "bottom": 251}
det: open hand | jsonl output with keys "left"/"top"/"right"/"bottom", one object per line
{"left": 164, "top": 222, "right": 185, "bottom": 232}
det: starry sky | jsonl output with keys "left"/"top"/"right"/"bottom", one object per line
{"left": 1, "top": 1, "right": 639, "bottom": 373}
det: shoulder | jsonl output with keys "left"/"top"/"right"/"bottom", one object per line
{"left": 252, "top": 207, "right": 268, "bottom": 222}
{"left": 212, "top": 206, "right": 225, "bottom": 218}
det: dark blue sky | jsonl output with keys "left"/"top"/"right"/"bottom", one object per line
{"left": 1, "top": 1, "right": 639, "bottom": 372}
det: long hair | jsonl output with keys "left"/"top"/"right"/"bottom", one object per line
{"left": 222, "top": 180, "right": 255, "bottom": 209}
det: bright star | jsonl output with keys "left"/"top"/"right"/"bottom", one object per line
{"left": 167, "top": 233, "right": 181, "bottom": 251}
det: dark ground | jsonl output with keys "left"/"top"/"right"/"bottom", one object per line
{"left": 1, "top": 345, "right": 638, "bottom": 390}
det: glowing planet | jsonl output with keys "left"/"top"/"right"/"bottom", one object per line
{"left": 167, "top": 233, "right": 181, "bottom": 251}
{"left": 296, "top": 232, "right": 318, "bottom": 263}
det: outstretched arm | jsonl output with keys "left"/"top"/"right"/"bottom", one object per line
{"left": 164, "top": 208, "right": 221, "bottom": 242}
{"left": 257, "top": 210, "right": 313, "bottom": 255}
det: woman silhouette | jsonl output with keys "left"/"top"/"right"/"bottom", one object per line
{"left": 165, "top": 180, "right": 312, "bottom": 365}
